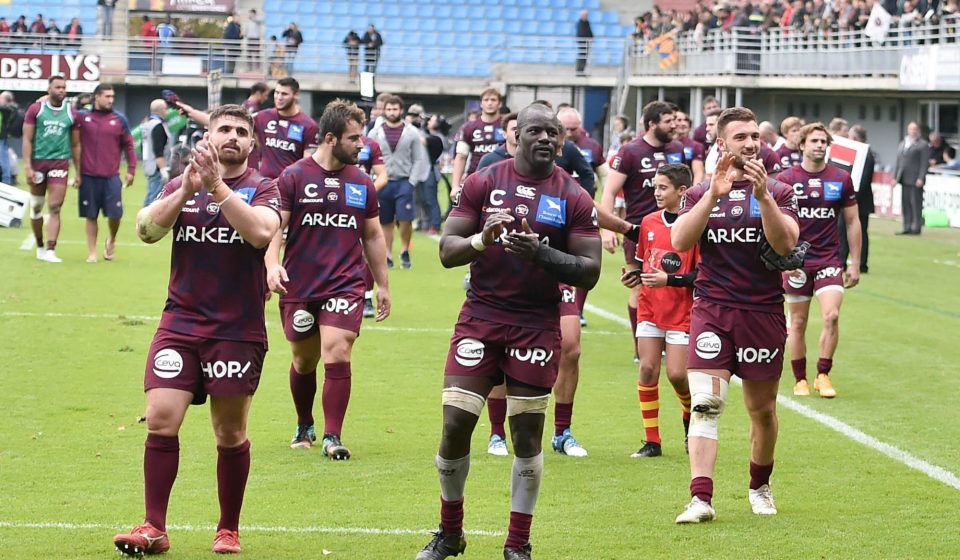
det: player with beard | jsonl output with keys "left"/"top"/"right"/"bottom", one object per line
{"left": 115, "top": 105, "right": 281, "bottom": 556}
{"left": 674, "top": 111, "right": 706, "bottom": 184}
{"left": 672, "top": 107, "right": 799, "bottom": 524}
{"left": 601, "top": 101, "right": 687, "bottom": 361}
{"left": 416, "top": 104, "right": 601, "bottom": 560}
{"left": 450, "top": 88, "right": 504, "bottom": 200}
{"left": 777, "top": 123, "right": 860, "bottom": 398}
{"left": 22, "top": 75, "right": 81, "bottom": 263}
{"left": 267, "top": 99, "right": 391, "bottom": 458}
{"left": 776, "top": 116, "right": 804, "bottom": 169}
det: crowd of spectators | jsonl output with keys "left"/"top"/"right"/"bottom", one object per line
{"left": 0, "top": 13, "right": 85, "bottom": 48}
{"left": 632, "top": 0, "right": 959, "bottom": 44}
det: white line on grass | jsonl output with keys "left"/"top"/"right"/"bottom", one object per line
{"left": 0, "top": 521, "right": 504, "bottom": 537}
{"left": 583, "top": 302, "right": 960, "bottom": 492}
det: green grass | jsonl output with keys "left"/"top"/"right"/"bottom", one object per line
{"left": 1, "top": 175, "right": 959, "bottom": 559}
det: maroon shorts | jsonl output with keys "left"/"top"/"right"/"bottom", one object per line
{"left": 144, "top": 329, "right": 266, "bottom": 405}
{"left": 687, "top": 299, "right": 786, "bottom": 381}
{"left": 444, "top": 314, "right": 561, "bottom": 389}
{"left": 559, "top": 284, "right": 579, "bottom": 317}
{"left": 279, "top": 294, "right": 364, "bottom": 341}
{"left": 31, "top": 159, "right": 69, "bottom": 189}
{"left": 783, "top": 263, "right": 845, "bottom": 300}
{"left": 623, "top": 238, "right": 641, "bottom": 266}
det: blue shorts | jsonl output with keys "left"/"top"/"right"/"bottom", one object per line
{"left": 79, "top": 175, "right": 123, "bottom": 219}
{"left": 379, "top": 179, "right": 415, "bottom": 224}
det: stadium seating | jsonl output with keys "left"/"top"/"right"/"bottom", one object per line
{"left": 261, "top": 0, "right": 634, "bottom": 77}
{"left": 1, "top": 0, "right": 96, "bottom": 40}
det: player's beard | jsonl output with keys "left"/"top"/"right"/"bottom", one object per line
{"left": 218, "top": 143, "right": 249, "bottom": 166}
{"left": 654, "top": 126, "right": 672, "bottom": 144}
{"left": 333, "top": 140, "right": 359, "bottom": 165}
{"left": 385, "top": 113, "right": 401, "bottom": 124}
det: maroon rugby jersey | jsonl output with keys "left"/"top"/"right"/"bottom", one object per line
{"left": 776, "top": 163, "right": 856, "bottom": 268}
{"left": 456, "top": 117, "right": 504, "bottom": 177}
{"left": 248, "top": 109, "right": 320, "bottom": 179}
{"left": 357, "top": 135, "right": 384, "bottom": 176}
{"left": 610, "top": 137, "right": 688, "bottom": 223}
{"left": 158, "top": 168, "right": 281, "bottom": 343}
{"left": 760, "top": 144, "right": 782, "bottom": 174}
{"left": 776, "top": 144, "right": 802, "bottom": 169}
{"left": 450, "top": 159, "right": 599, "bottom": 331}
{"left": 678, "top": 137, "right": 706, "bottom": 165}
{"left": 680, "top": 178, "right": 798, "bottom": 312}
{"left": 573, "top": 134, "right": 603, "bottom": 169}
{"left": 277, "top": 158, "right": 379, "bottom": 302}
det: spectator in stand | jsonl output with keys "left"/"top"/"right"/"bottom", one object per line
{"left": 343, "top": 30, "right": 361, "bottom": 82}
{"left": 12, "top": 15, "right": 28, "bottom": 36}
{"left": 30, "top": 14, "right": 46, "bottom": 35}
{"left": 140, "top": 16, "right": 156, "bottom": 47}
{"left": 223, "top": 14, "right": 242, "bottom": 74}
{"left": 928, "top": 132, "right": 956, "bottom": 166}
{"left": 46, "top": 19, "right": 61, "bottom": 47}
{"left": 281, "top": 22, "right": 303, "bottom": 74}
{"left": 97, "top": 0, "right": 116, "bottom": 37}
{"left": 0, "top": 18, "right": 9, "bottom": 47}
{"left": 65, "top": 18, "right": 83, "bottom": 49}
{"left": 576, "top": 10, "right": 594, "bottom": 76}
{"left": 244, "top": 9, "right": 262, "bottom": 71}
{"left": 156, "top": 16, "right": 177, "bottom": 49}
{"left": 267, "top": 35, "right": 286, "bottom": 78}
{"left": 362, "top": 24, "right": 383, "bottom": 74}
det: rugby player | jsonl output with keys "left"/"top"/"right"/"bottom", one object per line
{"left": 673, "top": 111, "right": 706, "bottom": 184}
{"left": 266, "top": 99, "right": 391, "bottom": 459}
{"left": 777, "top": 122, "right": 860, "bottom": 398}
{"left": 692, "top": 95, "right": 720, "bottom": 148}
{"left": 620, "top": 164, "right": 697, "bottom": 458}
{"left": 358, "top": 127, "right": 389, "bottom": 318}
{"left": 416, "top": 104, "right": 600, "bottom": 560}
{"left": 450, "top": 87, "right": 504, "bottom": 201}
{"left": 776, "top": 116, "right": 804, "bottom": 169}
{"left": 671, "top": 107, "right": 799, "bottom": 523}
{"left": 115, "top": 104, "right": 281, "bottom": 555}
{"left": 22, "top": 75, "right": 80, "bottom": 263}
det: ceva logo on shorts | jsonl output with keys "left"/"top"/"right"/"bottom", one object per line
{"left": 153, "top": 349, "right": 184, "bottom": 379}
{"left": 201, "top": 360, "right": 252, "bottom": 379}
{"left": 292, "top": 309, "right": 315, "bottom": 333}
{"left": 736, "top": 347, "right": 780, "bottom": 364}
{"left": 506, "top": 347, "right": 554, "bottom": 367}
{"left": 455, "top": 338, "right": 484, "bottom": 367}
{"left": 788, "top": 270, "right": 807, "bottom": 289}
{"left": 695, "top": 332, "right": 722, "bottom": 360}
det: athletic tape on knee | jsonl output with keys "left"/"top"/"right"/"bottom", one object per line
{"left": 436, "top": 453, "right": 470, "bottom": 502}
{"left": 441, "top": 387, "right": 485, "bottom": 416}
{"left": 511, "top": 452, "right": 544, "bottom": 515}
{"left": 687, "top": 372, "right": 729, "bottom": 441}
{"left": 506, "top": 394, "right": 550, "bottom": 417}
{"left": 29, "top": 195, "right": 44, "bottom": 219}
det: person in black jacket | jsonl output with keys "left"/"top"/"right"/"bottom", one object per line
{"left": 575, "top": 10, "right": 594, "bottom": 76}
{"left": 839, "top": 125, "right": 875, "bottom": 273}
{"left": 343, "top": 30, "right": 361, "bottom": 81}
{"left": 362, "top": 24, "right": 383, "bottom": 73}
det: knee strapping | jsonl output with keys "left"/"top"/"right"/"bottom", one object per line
{"left": 506, "top": 394, "right": 550, "bottom": 417}
{"left": 29, "top": 195, "right": 44, "bottom": 219}
{"left": 441, "top": 387, "right": 485, "bottom": 416}
{"left": 687, "top": 372, "right": 729, "bottom": 440}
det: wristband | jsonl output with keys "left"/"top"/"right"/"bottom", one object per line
{"left": 219, "top": 190, "right": 235, "bottom": 205}
{"left": 470, "top": 233, "right": 487, "bottom": 252}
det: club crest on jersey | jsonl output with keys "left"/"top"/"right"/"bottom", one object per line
{"left": 810, "top": 189, "right": 821, "bottom": 198}
{"left": 666, "top": 152, "right": 683, "bottom": 164}
{"left": 731, "top": 205, "right": 744, "bottom": 217}
{"left": 536, "top": 195, "right": 566, "bottom": 227}
{"left": 288, "top": 123, "right": 304, "bottom": 141}
{"left": 824, "top": 181, "right": 842, "bottom": 201}
{"left": 345, "top": 182, "right": 367, "bottom": 209}
{"left": 749, "top": 196, "right": 761, "bottom": 217}
{"left": 515, "top": 204, "right": 529, "bottom": 217}
{"left": 327, "top": 192, "right": 338, "bottom": 202}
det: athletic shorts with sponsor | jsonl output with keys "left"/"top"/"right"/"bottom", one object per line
{"left": 782, "top": 263, "right": 844, "bottom": 300}
{"left": 32, "top": 159, "right": 69, "bottom": 188}
{"left": 279, "top": 293, "right": 364, "bottom": 341}
{"left": 687, "top": 299, "right": 786, "bottom": 381}
{"left": 144, "top": 328, "right": 266, "bottom": 405}
{"left": 559, "top": 283, "right": 581, "bottom": 317}
{"left": 445, "top": 314, "right": 561, "bottom": 389}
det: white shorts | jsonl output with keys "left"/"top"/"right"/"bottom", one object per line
{"left": 614, "top": 196, "right": 626, "bottom": 209}
{"left": 636, "top": 321, "right": 689, "bottom": 345}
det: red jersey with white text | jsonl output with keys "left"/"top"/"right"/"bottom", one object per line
{"left": 680, "top": 178, "right": 799, "bottom": 312}
{"left": 610, "top": 137, "right": 687, "bottom": 223}
{"left": 249, "top": 109, "right": 320, "bottom": 179}
{"left": 450, "top": 160, "right": 599, "bottom": 331}
{"left": 157, "top": 169, "right": 281, "bottom": 343}
{"left": 277, "top": 158, "right": 380, "bottom": 302}
{"left": 635, "top": 210, "right": 699, "bottom": 331}
{"left": 776, "top": 163, "right": 856, "bottom": 268}
{"left": 456, "top": 116, "right": 504, "bottom": 177}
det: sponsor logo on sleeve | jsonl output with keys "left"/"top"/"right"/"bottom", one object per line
{"left": 345, "top": 182, "right": 368, "bottom": 209}
{"left": 358, "top": 145, "right": 371, "bottom": 162}
{"left": 666, "top": 152, "right": 683, "bottom": 164}
{"left": 455, "top": 338, "right": 485, "bottom": 367}
{"left": 287, "top": 123, "right": 304, "bottom": 141}
{"left": 694, "top": 331, "right": 722, "bottom": 360}
{"left": 494, "top": 127, "right": 506, "bottom": 142}
{"left": 579, "top": 148, "right": 593, "bottom": 164}
{"left": 153, "top": 349, "right": 184, "bottom": 379}
{"left": 237, "top": 187, "right": 256, "bottom": 204}
{"left": 824, "top": 181, "right": 842, "bottom": 201}
{"left": 536, "top": 195, "right": 566, "bottom": 227}
{"left": 684, "top": 146, "right": 694, "bottom": 159}
{"left": 749, "top": 195, "right": 761, "bottom": 217}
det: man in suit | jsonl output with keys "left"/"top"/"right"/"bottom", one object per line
{"left": 839, "top": 125, "right": 875, "bottom": 272}
{"left": 895, "top": 121, "right": 931, "bottom": 235}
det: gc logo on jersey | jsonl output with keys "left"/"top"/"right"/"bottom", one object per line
{"left": 345, "top": 182, "right": 368, "bottom": 209}
{"left": 536, "top": 195, "right": 566, "bottom": 227}
{"left": 824, "top": 181, "right": 842, "bottom": 201}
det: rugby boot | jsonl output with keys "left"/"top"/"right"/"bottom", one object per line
{"left": 749, "top": 484, "right": 778, "bottom": 515}
{"left": 630, "top": 441, "right": 662, "bottom": 458}
{"left": 290, "top": 423, "right": 316, "bottom": 449}
{"left": 212, "top": 529, "right": 241, "bottom": 553}
{"left": 415, "top": 527, "right": 466, "bottom": 559}
{"left": 814, "top": 374, "right": 837, "bottom": 398}
{"left": 792, "top": 379, "right": 810, "bottom": 396}
{"left": 675, "top": 497, "right": 716, "bottom": 524}
{"left": 551, "top": 428, "right": 588, "bottom": 457}
{"left": 322, "top": 433, "right": 351, "bottom": 460}
{"left": 400, "top": 250, "right": 412, "bottom": 269}
{"left": 487, "top": 434, "right": 509, "bottom": 456}
{"left": 503, "top": 543, "right": 533, "bottom": 560}
{"left": 114, "top": 522, "right": 170, "bottom": 556}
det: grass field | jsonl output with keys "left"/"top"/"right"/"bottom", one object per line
{"left": 1, "top": 176, "right": 959, "bottom": 559}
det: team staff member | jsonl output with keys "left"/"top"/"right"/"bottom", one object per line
{"left": 141, "top": 99, "right": 173, "bottom": 206}
{"left": 267, "top": 99, "right": 391, "bottom": 459}
{"left": 77, "top": 84, "right": 137, "bottom": 262}
{"left": 23, "top": 75, "right": 81, "bottom": 263}
{"left": 672, "top": 107, "right": 799, "bottom": 523}
{"left": 416, "top": 104, "right": 601, "bottom": 560}
{"left": 115, "top": 105, "right": 281, "bottom": 556}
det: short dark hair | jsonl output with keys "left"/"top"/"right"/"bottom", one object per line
{"left": 250, "top": 81, "right": 268, "bottom": 95}
{"left": 276, "top": 76, "right": 299, "bottom": 93}
{"left": 319, "top": 98, "right": 366, "bottom": 140}
{"left": 93, "top": 83, "right": 113, "bottom": 97}
{"left": 642, "top": 101, "right": 673, "bottom": 130}
{"left": 656, "top": 163, "right": 692, "bottom": 188}
{"left": 531, "top": 99, "right": 553, "bottom": 110}
{"left": 208, "top": 104, "right": 255, "bottom": 132}
{"left": 717, "top": 107, "right": 757, "bottom": 138}
{"left": 501, "top": 112, "right": 518, "bottom": 130}
{"left": 48, "top": 75, "right": 65, "bottom": 84}
{"left": 383, "top": 94, "right": 404, "bottom": 109}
